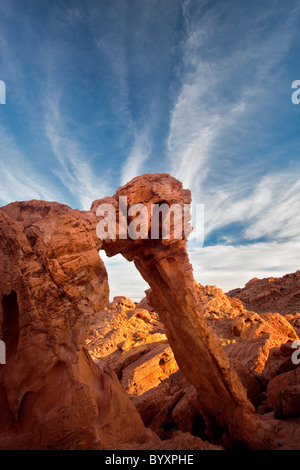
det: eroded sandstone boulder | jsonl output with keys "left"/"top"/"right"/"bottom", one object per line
{"left": 266, "top": 367, "right": 300, "bottom": 413}
{"left": 86, "top": 295, "right": 166, "bottom": 365}
{"left": 0, "top": 201, "right": 152, "bottom": 449}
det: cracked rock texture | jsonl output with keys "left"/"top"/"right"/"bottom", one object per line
{"left": 0, "top": 201, "right": 153, "bottom": 449}
{"left": 227, "top": 271, "right": 300, "bottom": 316}
{"left": 2, "top": 175, "right": 300, "bottom": 450}
{"left": 92, "top": 174, "right": 273, "bottom": 449}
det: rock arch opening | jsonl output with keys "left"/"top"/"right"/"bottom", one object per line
{"left": 100, "top": 250, "right": 148, "bottom": 302}
{"left": 92, "top": 173, "right": 268, "bottom": 449}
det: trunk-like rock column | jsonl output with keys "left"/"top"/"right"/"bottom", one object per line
{"left": 91, "top": 173, "right": 272, "bottom": 449}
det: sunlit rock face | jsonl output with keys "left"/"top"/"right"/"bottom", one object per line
{"left": 2, "top": 175, "right": 300, "bottom": 450}
{"left": 0, "top": 201, "right": 152, "bottom": 450}
{"left": 227, "top": 271, "right": 300, "bottom": 316}
{"left": 91, "top": 173, "right": 271, "bottom": 449}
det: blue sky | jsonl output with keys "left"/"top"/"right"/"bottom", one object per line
{"left": 0, "top": 0, "right": 300, "bottom": 300}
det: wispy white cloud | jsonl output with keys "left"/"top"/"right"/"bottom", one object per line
{"left": 163, "top": 1, "right": 300, "bottom": 298}
{"left": 167, "top": 1, "right": 300, "bottom": 198}
{"left": 0, "top": 125, "right": 59, "bottom": 206}
{"left": 244, "top": 173, "right": 300, "bottom": 241}
{"left": 44, "top": 91, "right": 112, "bottom": 209}
{"left": 88, "top": 6, "right": 154, "bottom": 189}
{"left": 199, "top": 169, "right": 300, "bottom": 243}
{"left": 120, "top": 126, "right": 152, "bottom": 185}
{"left": 167, "top": 1, "right": 300, "bottom": 257}
{"left": 189, "top": 237, "right": 300, "bottom": 293}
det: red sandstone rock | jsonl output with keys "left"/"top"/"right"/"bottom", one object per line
{"left": 227, "top": 271, "right": 300, "bottom": 315}
{"left": 263, "top": 341, "right": 300, "bottom": 381}
{"left": 87, "top": 287, "right": 266, "bottom": 439}
{"left": 91, "top": 173, "right": 273, "bottom": 449}
{"left": 231, "top": 312, "right": 296, "bottom": 340}
{"left": 0, "top": 201, "right": 152, "bottom": 450}
{"left": 266, "top": 366, "right": 300, "bottom": 408}
{"left": 86, "top": 295, "right": 166, "bottom": 365}
{"left": 3, "top": 175, "right": 300, "bottom": 450}
{"left": 228, "top": 358, "right": 267, "bottom": 407}
{"left": 125, "top": 431, "right": 224, "bottom": 450}
{"left": 120, "top": 342, "right": 178, "bottom": 395}
{"left": 195, "top": 283, "right": 247, "bottom": 346}
{"left": 277, "top": 385, "right": 300, "bottom": 417}
{"left": 228, "top": 312, "right": 298, "bottom": 373}
{"left": 197, "top": 283, "right": 247, "bottom": 318}
{"left": 132, "top": 373, "right": 179, "bottom": 427}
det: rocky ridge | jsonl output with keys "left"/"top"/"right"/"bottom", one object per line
{"left": 227, "top": 271, "right": 300, "bottom": 316}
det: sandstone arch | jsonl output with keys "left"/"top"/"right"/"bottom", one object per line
{"left": 91, "top": 173, "right": 273, "bottom": 449}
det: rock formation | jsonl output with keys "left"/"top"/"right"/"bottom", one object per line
{"left": 2, "top": 174, "right": 300, "bottom": 450}
{"left": 91, "top": 173, "right": 273, "bottom": 449}
{"left": 85, "top": 278, "right": 300, "bottom": 448}
{"left": 227, "top": 271, "right": 300, "bottom": 315}
{"left": 86, "top": 296, "right": 177, "bottom": 396}
{"left": 0, "top": 201, "right": 152, "bottom": 449}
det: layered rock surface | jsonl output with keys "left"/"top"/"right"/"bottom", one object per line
{"left": 227, "top": 271, "right": 300, "bottom": 316}
{"left": 91, "top": 174, "right": 273, "bottom": 449}
{"left": 0, "top": 197, "right": 222, "bottom": 451}
{"left": 2, "top": 174, "right": 300, "bottom": 450}
{"left": 86, "top": 282, "right": 300, "bottom": 447}
{"left": 0, "top": 201, "right": 153, "bottom": 449}
{"left": 86, "top": 296, "right": 178, "bottom": 395}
